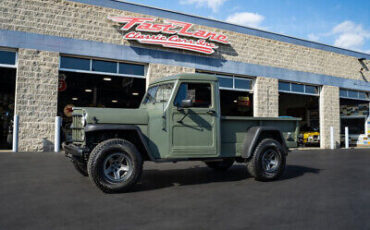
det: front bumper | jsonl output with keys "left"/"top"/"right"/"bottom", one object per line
{"left": 63, "top": 143, "right": 84, "bottom": 158}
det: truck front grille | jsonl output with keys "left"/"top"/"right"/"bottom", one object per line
{"left": 71, "top": 114, "right": 85, "bottom": 142}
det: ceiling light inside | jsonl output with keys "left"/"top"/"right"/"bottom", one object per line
{"left": 112, "top": 100, "right": 118, "bottom": 103}
{"left": 103, "top": 77, "right": 112, "bottom": 81}
{"left": 132, "top": 92, "right": 139, "bottom": 96}
{"left": 85, "top": 89, "right": 92, "bottom": 92}
{"left": 72, "top": 97, "right": 78, "bottom": 101}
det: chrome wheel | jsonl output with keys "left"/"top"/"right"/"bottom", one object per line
{"left": 103, "top": 152, "right": 133, "bottom": 182}
{"left": 261, "top": 149, "right": 280, "bottom": 173}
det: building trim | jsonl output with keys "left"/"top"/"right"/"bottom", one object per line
{"left": 69, "top": 0, "right": 370, "bottom": 59}
{"left": 1, "top": 29, "right": 369, "bottom": 92}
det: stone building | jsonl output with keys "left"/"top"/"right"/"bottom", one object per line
{"left": 0, "top": 0, "right": 369, "bottom": 151}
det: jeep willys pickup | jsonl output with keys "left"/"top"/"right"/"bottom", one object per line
{"left": 64, "top": 73, "right": 300, "bottom": 193}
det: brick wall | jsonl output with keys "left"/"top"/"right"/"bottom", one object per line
{"left": 15, "top": 49, "right": 59, "bottom": 152}
{"left": 319, "top": 86, "right": 340, "bottom": 149}
{"left": 0, "top": 0, "right": 368, "bottom": 151}
{"left": 253, "top": 77, "right": 279, "bottom": 117}
{"left": 0, "top": 0, "right": 368, "bottom": 82}
{"left": 148, "top": 63, "right": 195, "bottom": 83}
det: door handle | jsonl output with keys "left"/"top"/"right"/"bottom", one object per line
{"left": 207, "top": 109, "right": 216, "bottom": 115}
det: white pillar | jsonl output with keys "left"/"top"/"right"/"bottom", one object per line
{"left": 345, "top": 126, "right": 349, "bottom": 149}
{"left": 330, "top": 126, "right": 334, "bottom": 150}
{"left": 12, "top": 115, "right": 19, "bottom": 152}
{"left": 54, "top": 116, "right": 61, "bottom": 152}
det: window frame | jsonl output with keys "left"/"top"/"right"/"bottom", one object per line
{"left": 340, "top": 88, "right": 370, "bottom": 101}
{"left": 142, "top": 82, "right": 175, "bottom": 105}
{"left": 173, "top": 82, "right": 214, "bottom": 108}
{"left": 59, "top": 55, "right": 146, "bottom": 79}
{"left": 278, "top": 81, "right": 319, "bottom": 96}
{"left": 196, "top": 70, "right": 254, "bottom": 92}
{"left": 0, "top": 48, "right": 17, "bottom": 68}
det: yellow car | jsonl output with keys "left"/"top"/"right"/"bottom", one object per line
{"left": 299, "top": 131, "right": 320, "bottom": 146}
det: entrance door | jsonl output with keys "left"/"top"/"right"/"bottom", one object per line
{"left": 0, "top": 68, "right": 16, "bottom": 149}
{"left": 170, "top": 82, "right": 218, "bottom": 157}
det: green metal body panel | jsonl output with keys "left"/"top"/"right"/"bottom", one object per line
{"left": 221, "top": 117, "right": 300, "bottom": 157}
{"left": 71, "top": 73, "right": 300, "bottom": 160}
{"left": 83, "top": 108, "right": 148, "bottom": 125}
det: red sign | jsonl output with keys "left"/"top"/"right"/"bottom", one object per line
{"left": 58, "top": 74, "right": 67, "bottom": 92}
{"left": 108, "top": 16, "right": 229, "bottom": 54}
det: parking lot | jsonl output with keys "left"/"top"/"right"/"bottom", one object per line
{"left": 0, "top": 149, "right": 369, "bottom": 230}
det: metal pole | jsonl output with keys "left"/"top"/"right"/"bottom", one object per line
{"left": 345, "top": 126, "right": 349, "bottom": 149}
{"left": 330, "top": 126, "right": 334, "bottom": 150}
{"left": 12, "top": 115, "right": 19, "bottom": 152}
{"left": 54, "top": 116, "right": 61, "bottom": 152}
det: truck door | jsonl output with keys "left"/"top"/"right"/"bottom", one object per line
{"left": 170, "top": 82, "right": 219, "bottom": 157}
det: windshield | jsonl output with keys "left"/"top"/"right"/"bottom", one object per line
{"left": 142, "top": 83, "right": 174, "bottom": 105}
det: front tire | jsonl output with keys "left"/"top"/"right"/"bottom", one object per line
{"left": 87, "top": 139, "right": 143, "bottom": 193}
{"left": 247, "top": 138, "right": 286, "bottom": 181}
{"left": 205, "top": 159, "right": 234, "bottom": 171}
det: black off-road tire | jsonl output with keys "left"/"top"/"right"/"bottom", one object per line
{"left": 205, "top": 159, "right": 234, "bottom": 171}
{"left": 87, "top": 138, "right": 143, "bottom": 193}
{"left": 247, "top": 138, "right": 286, "bottom": 181}
{"left": 71, "top": 156, "right": 88, "bottom": 177}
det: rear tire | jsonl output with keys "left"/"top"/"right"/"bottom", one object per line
{"left": 87, "top": 138, "right": 143, "bottom": 193}
{"left": 71, "top": 156, "right": 88, "bottom": 177}
{"left": 205, "top": 159, "right": 234, "bottom": 171}
{"left": 247, "top": 138, "right": 286, "bottom": 181}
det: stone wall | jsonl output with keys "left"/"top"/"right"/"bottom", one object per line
{"left": 0, "top": 0, "right": 367, "bottom": 151}
{"left": 0, "top": 0, "right": 369, "bottom": 82}
{"left": 15, "top": 49, "right": 59, "bottom": 152}
{"left": 319, "top": 86, "right": 340, "bottom": 149}
{"left": 148, "top": 63, "right": 195, "bottom": 83}
{"left": 253, "top": 77, "right": 279, "bottom": 117}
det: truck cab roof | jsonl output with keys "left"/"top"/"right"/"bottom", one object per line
{"left": 150, "top": 73, "right": 218, "bottom": 85}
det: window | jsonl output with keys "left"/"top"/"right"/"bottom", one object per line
{"left": 60, "top": 56, "right": 145, "bottom": 78}
{"left": 279, "top": 82, "right": 290, "bottom": 91}
{"left": 197, "top": 71, "right": 253, "bottom": 116}
{"left": 0, "top": 50, "right": 16, "bottom": 67}
{"left": 340, "top": 89, "right": 369, "bottom": 101}
{"left": 197, "top": 71, "right": 253, "bottom": 91}
{"left": 235, "top": 78, "right": 251, "bottom": 90}
{"left": 143, "top": 83, "right": 174, "bottom": 104}
{"left": 291, "top": 83, "right": 304, "bottom": 93}
{"left": 340, "top": 89, "right": 347, "bottom": 97}
{"left": 174, "top": 83, "right": 212, "bottom": 108}
{"left": 217, "top": 76, "right": 233, "bottom": 88}
{"left": 305, "top": 85, "right": 318, "bottom": 94}
{"left": 279, "top": 81, "right": 319, "bottom": 95}
{"left": 359, "top": 92, "right": 368, "bottom": 99}
{"left": 60, "top": 56, "right": 90, "bottom": 71}
{"left": 348, "top": 90, "right": 358, "bottom": 98}
{"left": 119, "top": 63, "right": 145, "bottom": 76}
{"left": 92, "top": 60, "right": 117, "bottom": 73}
{"left": 220, "top": 90, "right": 253, "bottom": 116}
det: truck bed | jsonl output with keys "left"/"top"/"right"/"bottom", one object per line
{"left": 220, "top": 116, "right": 300, "bottom": 157}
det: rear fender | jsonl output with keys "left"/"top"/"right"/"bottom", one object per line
{"left": 242, "top": 126, "right": 288, "bottom": 159}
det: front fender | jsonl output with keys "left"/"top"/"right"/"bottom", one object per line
{"left": 85, "top": 124, "right": 155, "bottom": 161}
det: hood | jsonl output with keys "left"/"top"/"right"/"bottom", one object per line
{"left": 74, "top": 107, "right": 148, "bottom": 125}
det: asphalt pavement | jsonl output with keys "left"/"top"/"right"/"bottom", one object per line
{"left": 0, "top": 149, "right": 369, "bottom": 230}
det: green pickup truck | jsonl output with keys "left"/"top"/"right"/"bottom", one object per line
{"left": 64, "top": 73, "right": 300, "bottom": 193}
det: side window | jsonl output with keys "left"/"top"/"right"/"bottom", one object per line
{"left": 174, "top": 83, "right": 212, "bottom": 108}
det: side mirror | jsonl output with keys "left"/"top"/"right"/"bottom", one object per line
{"left": 181, "top": 99, "right": 193, "bottom": 108}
